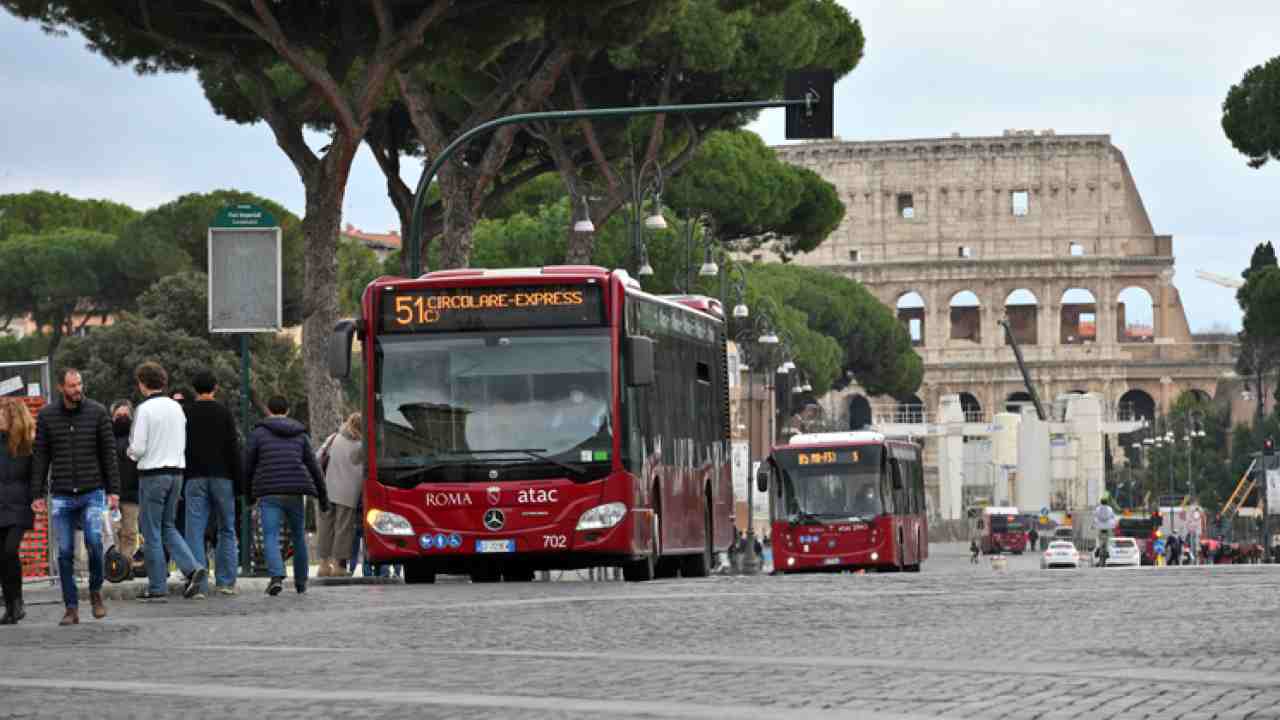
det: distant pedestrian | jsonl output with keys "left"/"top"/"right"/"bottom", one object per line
{"left": 1028, "top": 527, "right": 1039, "bottom": 551}
{"left": 315, "top": 413, "right": 363, "bottom": 578}
{"left": 31, "top": 368, "right": 121, "bottom": 625}
{"left": 0, "top": 398, "right": 36, "bottom": 625}
{"left": 130, "top": 361, "right": 206, "bottom": 602}
{"left": 182, "top": 371, "right": 241, "bottom": 596}
{"left": 109, "top": 400, "right": 140, "bottom": 567}
{"left": 244, "top": 395, "right": 330, "bottom": 596}
{"left": 969, "top": 538, "right": 980, "bottom": 564}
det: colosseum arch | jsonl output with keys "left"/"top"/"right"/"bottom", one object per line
{"left": 848, "top": 394, "right": 872, "bottom": 430}
{"left": 958, "top": 392, "right": 983, "bottom": 422}
{"left": 1116, "top": 286, "right": 1155, "bottom": 343}
{"left": 1003, "top": 288, "right": 1039, "bottom": 345}
{"left": 896, "top": 394, "right": 925, "bottom": 423}
{"left": 896, "top": 291, "right": 926, "bottom": 347}
{"left": 1059, "top": 287, "right": 1098, "bottom": 344}
{"left": 949, "top": 290, "right": 981, "bottom": 343}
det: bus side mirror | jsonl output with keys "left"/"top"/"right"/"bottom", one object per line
{"left": 328, "top": 319, "right": 357, "bottom": 380}
{"left": 625, "top": 336, "right": 655, "bottom": 387}
{"left": 756, "top": 464, "right": 769, "bottom": 493}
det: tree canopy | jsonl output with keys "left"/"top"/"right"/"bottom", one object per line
{"left": 0, "top": 190, "right": 138, "bottom": 242}
{"left": 1222, "top": 55, "right": 1280, "bottom": 168}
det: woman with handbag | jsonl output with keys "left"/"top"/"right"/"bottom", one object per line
{"left": 315, "top": 413, "right": 364, "bottom": 577}
{"left": 0, "top": 398, "right": 36, "bottom": 624}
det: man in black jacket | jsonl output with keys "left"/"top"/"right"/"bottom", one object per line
{"left": 183, "top": 371, "right": 242, "bottom": 596}
{"left": 31, "top": 368, "right": 120, "bottom": 626}
{"left": 245, "top": 395, "right": 330, "bottom": 596}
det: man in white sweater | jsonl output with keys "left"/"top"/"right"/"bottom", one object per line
{"left": 128, "top": 361, "right": 206, "bottom": 601}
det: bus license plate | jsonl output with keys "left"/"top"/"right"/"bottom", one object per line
{"left": 476, "top": 539, "right": 515, "bottom": 553}
{"left": 823, "top": 557, "right": 841, "bottom": 565}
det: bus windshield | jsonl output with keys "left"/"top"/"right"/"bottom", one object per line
{"left": 990, "top": 515, "right": 1024, "bottom": 533}
{"left": 772, "top": 446, "right": 883, "bottom": 523}
{"left": 375, "top": 329, "right": 613, "bottom": 478}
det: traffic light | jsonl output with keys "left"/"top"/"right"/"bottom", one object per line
{"left": 785, "top": 69, "right": 835, "bottom": 140}
{"left": 1265, "top": 438, "right": 1275, "bottom": 457}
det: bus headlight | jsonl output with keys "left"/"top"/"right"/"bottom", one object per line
{"left": 576, "top": 502, "right": 627, "bottom": 531}
{"left": 366, "top": 509, "right": 414, "bottom": 536}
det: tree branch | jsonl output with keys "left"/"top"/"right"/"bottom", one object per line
{"left": 568, "top": 65, "right": 621, "bottom": 196}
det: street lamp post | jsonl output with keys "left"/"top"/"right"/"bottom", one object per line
{"left": 734, "top": 311, "right": 779, "bottom": 575}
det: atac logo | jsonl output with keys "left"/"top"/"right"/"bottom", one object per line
{"left": 424, "top": 492, "right": 472, "bottom": 507}
{"left": 516, "top": 488, "right": 559, "bottom": 504}
{"left": 487, "top": 486, "right": 501, "bottom": 506}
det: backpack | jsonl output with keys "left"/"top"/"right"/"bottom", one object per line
{"left": 318, "top": 433, "right": 336, "bottom": 474}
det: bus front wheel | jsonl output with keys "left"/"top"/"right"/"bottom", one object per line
{"left": 623, "top": 511, "right": 660, "bottom": 582}
{"left": 403, "top": 562, "right": 436, "bottom": 585}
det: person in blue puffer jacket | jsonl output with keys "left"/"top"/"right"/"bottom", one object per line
{"left": 244, "top": 395, "right": 330, "bottom": 596}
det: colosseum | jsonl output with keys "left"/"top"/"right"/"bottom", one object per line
{"left": 769, "top": 130, "right": 1245, "bottom": 442}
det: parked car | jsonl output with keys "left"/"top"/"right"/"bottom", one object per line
{"left": 1041, "top": 540, "right": 1080, "bottom": 570}
{"left": 1104, "top": 537, "right": 1141, "bottom": 568}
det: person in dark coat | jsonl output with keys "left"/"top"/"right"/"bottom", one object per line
{"left": 0, "top": 398, "right": 36, "bottom": 625}
{"left": 244, "top": 395, "right": 330, "bottom": 596}
{"left": 31, "top": 368, "right": 120, "bottom": 626}
{"left": 109, "top": 400, "right": 140, "bottom": 566}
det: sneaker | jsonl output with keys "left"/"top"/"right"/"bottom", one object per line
{"left": 215, "top": 585, "right": 238, "bottom": 596}
{"left": 266, "top": 577, "right": 284, "bottom": 596}
{"left": 191, "top": 593, "right": 207, "bottom": 601}
{"left": 183, "top": 568, "right": 208, "bottom": 599}
{"left": 136, "top": 591, "right": 168, "bottom": 603}
{"left": 295, "top": 583, "right": 307, "bottom": 595}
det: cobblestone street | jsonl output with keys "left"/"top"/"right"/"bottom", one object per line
{"left": 3, "top": 543, "right": 1280, "bottom": 719}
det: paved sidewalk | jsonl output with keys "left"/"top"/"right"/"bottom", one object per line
{"left": 21, "top": 568, "right": 400, "bottom": 604}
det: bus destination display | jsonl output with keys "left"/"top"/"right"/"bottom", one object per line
{"left": 794, "top": 449, "right": 862, "bottom": 465}
{"left": 381, "top": 283, "right": 604, "bottom": 332}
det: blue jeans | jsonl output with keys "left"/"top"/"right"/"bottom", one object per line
{"left": 185, "top": 477, "right": 238, "bottom": 592}
{"left": 50, "top": 490, "right": 105, "bottom": 608}
{"left": 260, "top": 495, "right": 307, "bottom": 583}
{"left": 139, "top": 473, "right": 201, "bottom": 594}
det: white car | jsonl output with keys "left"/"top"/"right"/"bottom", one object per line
{"left": 1040, "top": 541, "right": 1080, "bottom": 569}
{"left": 1104, "top": 537, "right": 1141, "bottom": 568}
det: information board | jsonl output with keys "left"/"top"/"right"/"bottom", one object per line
{"left": 208, "top": 203, "right": 282, "bottom": 333}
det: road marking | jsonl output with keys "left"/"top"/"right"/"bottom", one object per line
{"left": 0, "top": 677, "right": 933, "bottom": 720}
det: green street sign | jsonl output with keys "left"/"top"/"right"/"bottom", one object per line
{"left": 211, "top": 203, "right": 277, "bottom": 229}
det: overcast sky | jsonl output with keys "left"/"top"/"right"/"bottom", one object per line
{"left": 2, "top": 2, "right": 1276, "bottom": 331}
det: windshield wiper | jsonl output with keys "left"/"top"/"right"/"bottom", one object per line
{"left": 790, "top": 511, "right": 822, "bottom": 526}
{"left": 379, "top": 463, "right": 464, "bottom": 487}
{"left": 459, "top": 448, "right": 589, "bottom": 480}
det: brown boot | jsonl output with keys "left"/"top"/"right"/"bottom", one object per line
{"left": 59, "top": 607, "right": 80, "bottom": 626}
{"left": 90, "top": 591, "right": 107, "bottom": 620}
{"left": 318, "top": 559, "right": 334, "bottom": 577}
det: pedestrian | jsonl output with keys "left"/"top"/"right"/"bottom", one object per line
{"left": 969, "top": 538, "right": 980, "bottom": 564}
{"left": 129, "top": 361, "right": 206, "bottom": 602}
{"left": 315, "top": 412, "right": 363, "bottom": 578}
{"left": 1, "top": 398, "right": 36, "bottom": 625}
{"left": 31, "top": 368, "right": 121, "bottom": 625}
{"left": 244, "top": 395, "right": 331, "bottom": 596}
{"left": 108, "top": 400, "right": 140, "bottom": 568}
{"left": 1028, "top": 527, "right": 1039, "bottom": 552}
{"left": 182, "top": 371, "right": 241, "bottom": 596}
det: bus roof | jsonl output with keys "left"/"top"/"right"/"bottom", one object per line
{"left": 786, "top": 431, "right": 886, "bottom": 448}
{"left": 659, "top": 294, "right": 725, "bottom": 320}
{"left": 410, "top": 265, "right": 614, "bottom": 283}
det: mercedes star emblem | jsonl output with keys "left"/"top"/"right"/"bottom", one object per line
{"left": 483, "top": 509, "right": 505, "bottom": 531}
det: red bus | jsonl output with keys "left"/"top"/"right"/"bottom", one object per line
{"left": 757, "top": 432, "right": 928, "bottom": 573}
{"left": 976, "top": 506, "right": 1028, "bottom": 554}
{"left": 1115, "top": 515, "right": 1159, "bottom": 565}
{"left": 328, "top": 266, "right": 734, "bottom": 583}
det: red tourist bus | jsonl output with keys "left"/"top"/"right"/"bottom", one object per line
{"left": 328, "top": 266, "right": 734, "bottom": 583}
{"left": 757, "top": 432, "right": 928, "bottom": 573}
{"left": 977, "top": 506, "right": 1028, "bottom": 554}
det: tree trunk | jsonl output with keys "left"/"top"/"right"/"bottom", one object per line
{"left": 435, "top": 167, "right": 479, "bottom": 270}
{"left": 299, "top": 159, "right": 348, "bottom": 437}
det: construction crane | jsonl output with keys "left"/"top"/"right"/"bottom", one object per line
{"left": 998, "top": 317, "right": 1047, "bottom": 421}
{"left": 1195, "top": 270, "right": 1243, "bottom": 289}
{"left": 1222, "top": 459, "right": 1258, "bottom": 518}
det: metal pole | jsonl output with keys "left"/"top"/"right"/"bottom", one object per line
{"left": 407, "top": 98, "right": 808, "bottom": 276}
{"left": 239, "top": 334, "right": 253, "bottom": 575}
{"left": 743, "top": 363, "right": 756, "bottom": 574}
{"left": 685, "top": 215, "right": 693, "bottom": 293}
